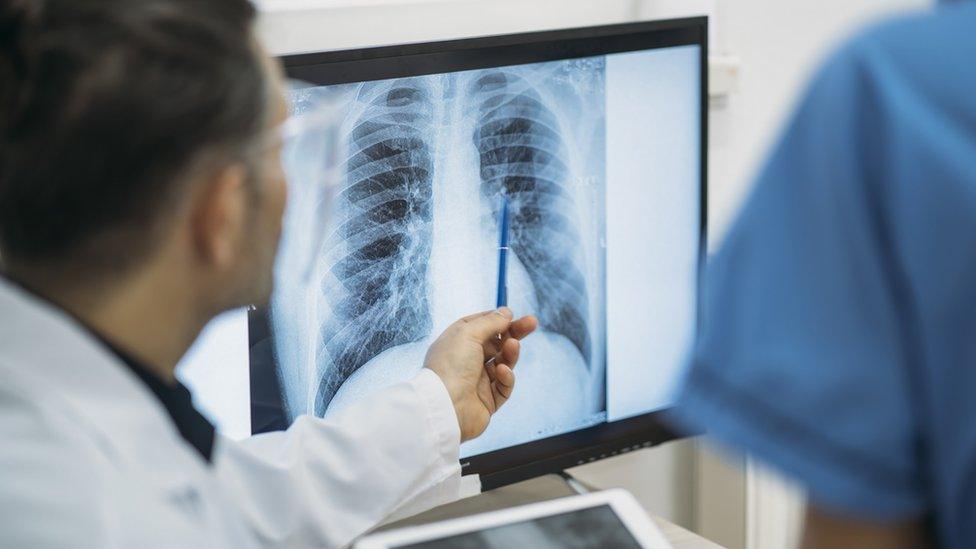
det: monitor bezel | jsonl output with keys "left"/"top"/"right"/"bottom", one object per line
{"left": 277, "top": 16, "right": 708, "bottom": 490}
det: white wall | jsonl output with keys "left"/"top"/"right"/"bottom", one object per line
{"left": 707, "top": 0, "right": 931, "bottom": 248}
{"left": 256, "top": 0, "right": 931, "bottom": 545}
{"left": 258, "top": 0, "right": 645, "bottom": 55}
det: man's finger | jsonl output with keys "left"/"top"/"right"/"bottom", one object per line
{"left": 508, "top": 315, "right": 538, "bottom": 340}
{"left": 483, "top": 356, "right": 498, "bottom": 383}
{"left": 485, "top": 315, "right": 535, "bottom": 360}
{"left": 494, "top": 363, "right": 514, "bottom": 391}
{"left": 459, "top": 311, "right": 486, "bottom": 322}
{"left": 498, "top": 338, "right": 520, "bottom": 370}
{"left": 492, "top": 364, "right": 515, "bottom": 404}
{"left": 459, "top": 307, "right": 513, "bottom": 323}
{"left": 482, "top": 333, "right": 504, "bottom": 360}
{"left": 485, "top": 338, "right": 518, "bottom": 372}
{"left": 460, "top": 307, "right": 513, "bottom": 342}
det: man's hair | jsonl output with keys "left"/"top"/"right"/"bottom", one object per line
{"left": 0, "top": 0, "right": 268, "bottom": 274}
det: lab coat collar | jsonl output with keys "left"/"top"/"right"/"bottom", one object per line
{"left": 0, "top": 278, "right": 203, "bottom": 470}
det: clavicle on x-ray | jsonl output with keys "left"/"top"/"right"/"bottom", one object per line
{"left": 270, "top": 57, "right": 607, "bottom": 457}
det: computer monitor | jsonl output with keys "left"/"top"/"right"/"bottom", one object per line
{"left": 181, "top": 16, "right": 706, "bottom": 490}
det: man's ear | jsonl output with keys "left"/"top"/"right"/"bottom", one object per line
{"left": 190, "top": 163, "right": 249, "bottom": 269}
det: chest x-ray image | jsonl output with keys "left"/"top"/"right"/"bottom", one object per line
{"left": 252, "top": 56, "right": 607, "bottom": 457}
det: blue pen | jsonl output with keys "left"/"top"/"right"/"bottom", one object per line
{"left": 495, "top": 196, "right": 510, "bottom": 308}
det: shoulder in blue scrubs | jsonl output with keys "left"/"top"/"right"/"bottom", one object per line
{"left": 671, "top": 2, "right": 976, "bottom": 546}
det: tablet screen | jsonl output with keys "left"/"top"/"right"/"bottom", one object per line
{"left": 394, "top": 505, "right": 641, "bottom": 548}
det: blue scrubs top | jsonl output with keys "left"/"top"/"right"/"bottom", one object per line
{"left": 672, "top": 3, "right": 976, "bottom": 546}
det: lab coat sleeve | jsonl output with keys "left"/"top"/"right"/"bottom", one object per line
{"left": 671, "top": 33, "right": 927, "bottom": 520}
{"left": 213, "top": 368, "right": 462, "bottom": 548}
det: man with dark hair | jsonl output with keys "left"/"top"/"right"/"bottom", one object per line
{"left": 0, "top": 1, "right": 537, "bottom": 547}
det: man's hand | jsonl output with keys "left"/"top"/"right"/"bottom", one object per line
{"left": 424, "top": 308, "right": 538, "bottom": 442}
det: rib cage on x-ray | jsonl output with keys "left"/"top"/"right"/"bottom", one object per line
{"left": 315, "top": 80, "right": 434, "bottom": 416}
{"left": 284, "top": 60, "right": 605, "bottom": 419}
{"left": 470, "top": 71, "right": 591, "bottom": 366}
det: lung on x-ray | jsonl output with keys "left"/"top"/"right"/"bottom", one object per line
{"left": 258, "top": 56, "right": 607, "bottom": 457}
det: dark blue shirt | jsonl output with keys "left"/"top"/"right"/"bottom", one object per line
{"left": 672, "top": 3, "right": 976, "bottom": 546}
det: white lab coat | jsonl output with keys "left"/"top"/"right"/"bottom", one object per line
{"left": 0, "top": 279, "right": 464, "bottom": 548}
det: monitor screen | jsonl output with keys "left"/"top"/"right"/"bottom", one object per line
{"left": 177, "top": 18, "right": 706, "bottom": 487}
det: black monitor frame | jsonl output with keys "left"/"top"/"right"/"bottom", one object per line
{"left": 276, "top": 16, "right": 708, "bottom": 490}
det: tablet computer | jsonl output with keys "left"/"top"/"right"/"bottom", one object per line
{"left": 355, "top": 489, "right": 672, "bottom": 548}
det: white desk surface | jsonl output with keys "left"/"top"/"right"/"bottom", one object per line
{"left": 381, "top": 474, "right": 723, "bottom": 548}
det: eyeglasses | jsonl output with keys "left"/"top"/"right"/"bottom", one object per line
{"left": 271, "top": 79, "right": 350, "bottom": 285}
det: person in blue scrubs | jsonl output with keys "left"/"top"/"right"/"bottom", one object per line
{"left": 672, "top": 1, "right": 976, "bottom": 547}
